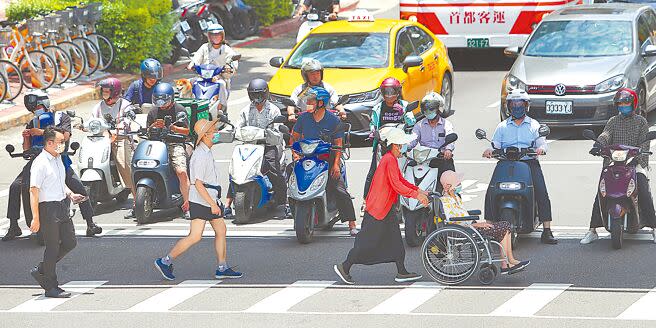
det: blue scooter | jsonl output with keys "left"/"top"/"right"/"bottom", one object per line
{"left": 192, "top": 54, "right": 241, "bottom": 120}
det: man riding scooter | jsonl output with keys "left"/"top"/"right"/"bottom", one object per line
{"left": 224, "top": 78, "right": 290, "bottom": 219}
{"left": 483, "top": 89, "right": 557, "bottom": 244}
{"left": 146, "top": 83, "right": 191, "bottom": 214}
{"left": 581, "top": 88, "right": 656, "bottom": 244}
{"left": 287, "top": 59, "right": 346, "bottom": 122}
{"left": 186, "top": 23, "right": 239, "bottom": 92}
{"left": 291, "top": 86, "right": 357, "bottom": 235}
{"left": 124, "top": 58, "right": 163, "bottom": 106}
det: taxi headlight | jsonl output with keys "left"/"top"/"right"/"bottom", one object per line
{"left": 348, "top": 89, "right": 380, "bottom": 104}
{"left": 611, "top": 150, "right": 628, "bottom": 162}
{"left": 499, "top": 182, "right": 522, "bottom": 191}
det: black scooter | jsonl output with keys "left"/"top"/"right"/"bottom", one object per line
{"left": 475, "top": 125, "right": 550, "bottom": 246}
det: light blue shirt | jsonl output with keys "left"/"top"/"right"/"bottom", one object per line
{"left": 492, "top": 116, "right": 547, "bottom": 156}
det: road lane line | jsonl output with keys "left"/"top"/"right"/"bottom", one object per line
{"left": 127, "top": 280, "right": 220, "bottom": 312}
{"left": 213, "top": 159, "right": 603, "bottom": 165}
{"left": 490, "top": 283, "right": 570, "bottom": 317}
{"left": 368, "top": 282, "right": 443, "bottom": 314}
{"left": 9, "top": 281, "right": 107, "bottom": 312}
{"left": 617, "top": 287, "right": 656, "bottom": 320}
{"left": 245, "top": 280, "right": 335, "bottom": 313}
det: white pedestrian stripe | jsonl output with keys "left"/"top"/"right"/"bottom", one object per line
{"left": 617, "top": 287, "right": 656, "bottom": 320}
{"left": 368, "top": 282, "right": 443, "bottom": 314}
{"left": 127, "top": 280, "right": 220, "bottom": 312}
{"left": 245, "top": 280, "right": 335, "bottom": 313}
{"left": 9, "top": 280, "right": 107, "bottom": 312}
{"left": 490, "top": 283, "right": 570, "bottom": 317}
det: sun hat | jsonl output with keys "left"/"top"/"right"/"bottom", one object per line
{"left": 194, "top": 118, "right": 219, "bottom": 147}
{"left": 440, "top": 170, "right": 465, "bottom": 192}
{"left": 380, "top": 126, "right": 416, "bottom": 145}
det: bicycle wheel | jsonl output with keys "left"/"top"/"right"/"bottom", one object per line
{"left": 44, "top": 45, "right": 72, "bottom": 85}
{"left": 19, "top": 50, "right": 57, "bottom": 90}
{"left": 58, "top": 41, "right": 86, "bottom": 81}
{"left": 0, "top": 73, "right": 8, "bottom": 102}
{"left": 72, "top": 37, "right": 100, "bottom": 76}
{"left": 88, "top": 33, "right": 114, "bottom": 71}
{"left": 0, "top": 59, "right": 24, "bottom": 102}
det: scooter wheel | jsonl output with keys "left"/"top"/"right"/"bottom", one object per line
{"left": 611, "top": 221, "right": 623, "bottom": 250}
{"left": 135, "top": 186, "right": 154, "bottom": 225}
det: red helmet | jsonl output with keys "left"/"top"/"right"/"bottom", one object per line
{"left": 98, "top": 77, "right": 122, "bottom": 100}
{"left": 380, "top": 77, "right": 402, "bottom": 99}
{"left": 613, "top": 88, "right": 638, "bottom": 110}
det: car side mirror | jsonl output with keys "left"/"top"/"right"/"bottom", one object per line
{"left": 5, "top": 144, "right": 15, "bottom": 154}
{"left": 504, "top": 47, "right": 519, "bottom": 58}
{"left": 336, "top": 95, "right": 349, "bottom": 106}
{"left": 538, "top": 124, "right": 550, "bottom": 137}
{"left": 269, "top": 56, "right": 284, "bottom": 68}
{"left": 70, "top": 142, "right": 80, "bottom": 151}
{"left": 406, "top": 101, "right": 419, "bottom": 113}
{"left": 475, "top": 128, "right": 487, "bottom": 140}
{"left": 402, "top": 55, "right": 422, "bottom": 73}
{"left": 281, "top": 97, "right": 296, "bottom": 107}
{"left": 66, "top": 110, "right": 76, "bottom": 118}
{"left": 582, "top": 129, "right": 597, "bottom": 141}
{"left": 643, "top": 44, "right": 656, "bottom": 57}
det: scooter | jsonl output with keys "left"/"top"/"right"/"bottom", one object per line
{"left": 475, "top": 125, "right": 550, "bottom": 247}
{"left": 400, "top": 134, "right": 458, "bottom": 247}
{"left": 74, "top": 112, "right": 131, "bottom": 211}
{"left": 583, "top": 129, "right": 656, "bottom": 249}
{"left": 296, "top": 8, "right": 331, "bottom": 43}
{"left": 126, "top": 109, "right": 190, "bottom": 224}
{"left": 192, "top": 54, "right": 241, "bottom": 120}
{"left": 228, "top": 116, "right": 289, "bottom": 223}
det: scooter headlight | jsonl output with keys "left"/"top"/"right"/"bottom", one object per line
{"left": 599, "top": 179, "right": 607, "bottom": 197}
{"left": 611, "top": 150, "right": 628, "bottom": 162}
{"left": 627, "top": 178, "right": 636, "bottom": 197}
{"left": 200, "top": 68, "right": 214, "bottom": 79}
{"left": 102, "top": 147, "right": 110, "bottom": 163}
{"left": 88, "top": 120, "right": 102, "bottom": 135}
{"left": 499, "top": 182, "right": 522, "bottom": 191}
{"left": 308, "top": 173, "right": 326, "bottom": 193}
{"left": 307, "top": 13, "right": 319, "bottom": 20}
{"left": 136, "top": 159, "right": 158, "bottom": 168}
{"left": 411, "top": 148, "right": 430, "bottom": 163}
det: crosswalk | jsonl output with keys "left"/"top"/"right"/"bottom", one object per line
{"left": 1, "top": 280, "right": 656, "bottom": 321}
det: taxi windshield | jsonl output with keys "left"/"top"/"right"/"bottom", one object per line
{"left": 524, "top": 20, "right": 633, "bottom": 57}
{"left": 286, "top": 33, "right": 389, "bottom": 69}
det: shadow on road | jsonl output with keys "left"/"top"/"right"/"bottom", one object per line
{"left": 449, "top": 48, "right": 515, "bottom": 72}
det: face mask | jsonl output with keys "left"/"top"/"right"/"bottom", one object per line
{"left": 425, "top": 111, "right": 438, "bottom": 120}
{"left": 454, "top": 185, "right": 462, "bottom": 195}
{"left": 34, "top": 108, "right": 46, "bottom": 117}
{"left": 618, "top": 105, "right": 633, "bottom": 116}
{"left": 400, "top": 144, "right": 408, "bottom": 153}
{"left": 211, "top": 133, "right": 221, "bottom": 144}
{"left": 510, "top": 106, "right": 526, "bottom": 119}
{"left": 55, "top": 142, "right": 66, "bottom": 154}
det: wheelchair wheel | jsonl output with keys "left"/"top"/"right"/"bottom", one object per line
{"left": 478, "top": 263, "right": 497, "bottom": 285}
{"left": 421, "top": 225, "right": 480, "bottom": 285}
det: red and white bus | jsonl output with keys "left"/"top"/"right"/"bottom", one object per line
{"left": 400, "top": 0, "right": 590, "bottom": 49}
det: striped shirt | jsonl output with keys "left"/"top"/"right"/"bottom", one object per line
{"left": 598, "top": 114, "right": 650, "bottom": 168}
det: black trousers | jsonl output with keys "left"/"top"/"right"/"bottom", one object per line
{"left": 590, "top": 172, "right": 656, "bottom": 229}
{"left": 64, "top": 167, "right": 94, "bottom": 224}
{"left": 484, "top": 159, "right": 552, "bottom": 222}
{"left": 39, "top": 200, "right": 77, "bottom": 291}
{"left": 7, "top": 160, "right": 33, "bottom": 226}
{"left": 227, "top": 146, "right": 287, "bottom": 204}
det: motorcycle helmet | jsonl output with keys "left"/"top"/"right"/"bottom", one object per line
{"left": 302, "top": 86, "right": 331, "bottom": 109}
{"left": 140, "top": 58, "right": 163, "bottom": 82}
{"left": 152, "top": 82, "right": 175, "bottom": 108}
{"left": 247, "top": 78, "right": 270, "bottom": 105}
{"left": 300, "top": 58, "right": 323, "bottom": 84}
{"left": 24, "top": 89, "right": 50, "bottom": 112}
{"left": 380, "top": 77, "right": 402, "bottom": 99}
{"left": 97, "top": 77, "right": 122, "bottom": 101}
{"left": 206, "top": 23, "right": 225, "bottom": 46}
{"left": 506, "top": 88, "right": 530, "bottom": 119}
{"left": 614, "top": 88, "right": 638, "bottom": 116}
{"left": 420, "top": 92, "right": 445, "bottom": 120}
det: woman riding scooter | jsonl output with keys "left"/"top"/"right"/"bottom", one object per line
{"left": 186, "top": 23, "right": 239, "bottom": 93}
{"left": 124, "top": 58, "right": 163, "bottom": 106}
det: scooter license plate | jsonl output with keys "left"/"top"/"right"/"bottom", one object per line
{"left": 180, "top": 20, "right": 191, "bottom": 32}
{"left": 199, "top": 19, "right": 208, "bottom": 31}
{"left": 176, "top": 31, "right": 186, "bottom": 44}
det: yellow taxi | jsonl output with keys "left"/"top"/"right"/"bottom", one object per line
{"left": 267, "top": 10, "right": 454, "bottom": 137}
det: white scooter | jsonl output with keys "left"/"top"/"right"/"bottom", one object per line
{"left": 296, "top": 9, "right": 331, "bottom": 43}
{"left": 229, "top": 116, "right": 289, "bottom": 223}
{"left": 76, "top": 113, "right": 131, "bottom": 211}
{"left": 400, "top": 134, "right": 458, "bottom": 247}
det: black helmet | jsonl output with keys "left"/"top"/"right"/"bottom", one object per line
{"left": 24, "top": 90, "right": 50, "bottom": 112}
{"left": 247, "top": 78, "right": 269, "bottom": 105}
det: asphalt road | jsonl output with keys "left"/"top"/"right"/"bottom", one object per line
{"left": 2, "top": 34, "right": 656, "bottom": 327}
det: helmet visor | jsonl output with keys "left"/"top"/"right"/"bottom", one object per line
{"left": 507, "top": 99, "right": 528, "bottom": 111}
{"left": 153, "top": 93, "right": 173, "bottom": 108}
{"left": 249, "top": 90, "right": 268, "bottom": 104}
{"left": 382, "top": 87, "right": 399, "bottom": 98}
{"left": 143, "top": 67, "right": 163, "bottom": 80}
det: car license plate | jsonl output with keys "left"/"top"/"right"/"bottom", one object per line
{"left": 467, "top": 38, "right": 489, "bottom": 48}
{"left": 199, "top": 19, "right": 208, "bottom": 30}
{"left": 176, "top": 31, "right": 186, "bottom": 44}
{"left": 180, "top": 20, "right": 191, "bottom": 32}
{"left": 545, "top": 100, "right": 573, "bottom": 114}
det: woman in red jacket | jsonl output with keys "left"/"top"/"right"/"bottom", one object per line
{"left": 334, "top": 127, "right": 430, "bottom": 285}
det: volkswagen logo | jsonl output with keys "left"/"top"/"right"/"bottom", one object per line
{"left": 554, "top": 84, "right": 567, "bottom": 96}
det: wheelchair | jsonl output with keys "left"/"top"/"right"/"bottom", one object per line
{"left": 421, "top": 193, "right": 509, "bottom": 285}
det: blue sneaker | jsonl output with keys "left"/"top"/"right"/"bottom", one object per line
{"left": 215, "top": 267, "right": 243, "bottom": 279}
{"left": 154, "top": 258, "right": 175, "bottom": 281}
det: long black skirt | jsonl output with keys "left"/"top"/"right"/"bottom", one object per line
{"left": 346, "top": 206, "right": 405, "bottom": 266}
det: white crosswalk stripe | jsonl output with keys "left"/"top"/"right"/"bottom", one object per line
{"left": 128, "top": 280, "right": 220, "bottom": 312}
{"left": 245, "top": 280, "right": 335, "bottom": 313}
{"left": 9, "top": 281, "right": 107, "bottom": 312}
{"left": 490, "top": 283, "right": 571, "bottom": 317}
{"left": 617, "top": 287, "right": 656, "bottom": 320}
{"left": 368, "top": 282, "right": 443, "bottom": 314}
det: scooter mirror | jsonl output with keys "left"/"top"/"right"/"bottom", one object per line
{"left": 582, "top": 129, "right": 597, "bottom": 141}
{"left": 103, "top": 113, "right": 113, "bottom": 123}
{"left": 230, "top": 54, "right": 242, "bottom": 62}
{"left": 5, "top": 144, "right": 15, "bottom": 154}
{"left": 218, "top": 114, "right": 229, "bottom": 124}
{"left": 538, "top": 124, "right": 550, "bottom": 137}
{"left": 336, "top": 95, "right": 349, "bottom": 106}
{"left": 443, "top": 133, "right": 458, "bottom": 146}
{"left": 66, "top": 110, "right": 76, "bottom": 118}
{"left": 278, "top": 125, "right": 290, "bottom": 134}
{"left": 406, "top": 101, "right": 419, "bottom": 113}
{"left": 281, "top": 97, "right": 296, "bottom": 108}
{"left": 176, "top": 111, "right": 188, "bottom": 123}
{"left": 475, "top": 129, "right": 487, "bottom": 140}
{"left": 271, "top": 115, "right": 287, "bottom": 124}
{"left": 69, "top": 142, "right": 80, "bottom": 151}
{"left": 123, "top": 109, "right": 136, "bottom": 121}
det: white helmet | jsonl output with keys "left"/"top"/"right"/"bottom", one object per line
{"left": 300, "top": 58, "right": 323, "bottom": 83}
{"left": 506, "top": 89, "right": 531, "bottom": 118}
{"left": 420, "top": 92, "right": 445, "bottom": 120}
{"left": 506, "top": 88, "right": 530, "bottom": 103}
{"left": 206, "top": 23, "right": 225, "bottom": 44}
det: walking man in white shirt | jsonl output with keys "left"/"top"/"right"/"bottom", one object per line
{"left": 29, "top": 127, "right": 86, "bottom": 298}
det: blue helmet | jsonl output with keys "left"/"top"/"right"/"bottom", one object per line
{"left": 141, "top": 58, "right": 163, "bottom": 81}
{"left": 304, "top": 86, "right": 331, "bottom": 109}
{"left": 152, "top": 82, "right": 175, "bottom": 108}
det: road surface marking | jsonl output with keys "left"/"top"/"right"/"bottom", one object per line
{"left": 490, "top": 283, "right": 570, "bottom": 317}
{"left": 128, "top": 280, "right": 220, "bottom": 312}
{"left": 245, "top": 280, "right": 335, "bottom": 313}
{"left": 617, "top": 287, "right": 656, "bottom": 320}
{"left": 368, "top": 282, "right": 443, "bottom": 314}
{"left": 212, "top": 159, "right": 603, "bottom": 165}
{"left": 9, "top": 280, "right": 107, "bottom": 312}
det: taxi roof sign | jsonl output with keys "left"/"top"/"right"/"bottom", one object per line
{"left": 348, "top": 9, "right": 374, "bottom": 22}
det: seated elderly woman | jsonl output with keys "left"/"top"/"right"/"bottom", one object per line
{"left": 439, "top": 170, "right": 530, "bottom": 275}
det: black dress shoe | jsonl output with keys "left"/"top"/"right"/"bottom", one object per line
{"left": 44, "top": 288, "right": 71, "bottom": 298}
{"left": 86, "top": 223, "right": 102, "bottom": 237}
{"left": 30, "top": 266, "right": 47, "bottom": 290}
{"left": 2, "top": 226, "right": 22, "bottom": 241}
{"left": 541, "top": 230, "right": 558, "bottom": 244}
